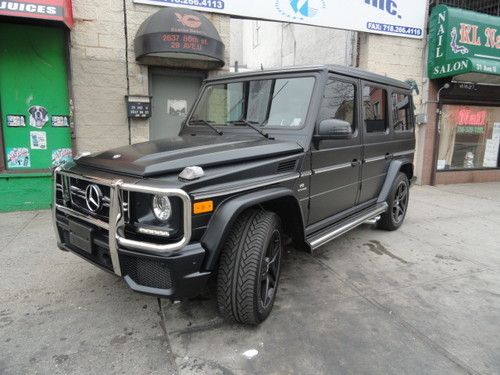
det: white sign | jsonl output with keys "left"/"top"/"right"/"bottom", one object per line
{"left": 134, "top": 0, "right": 426, "bottom": 39}
{"left": 30, "top": 131, "right": 47, "bottom": 150}
{"left": 492, "top": 123, "right": 500, "bottom": 139}
{"left": 483, "top": 139, "right": 499, "bottom": 168}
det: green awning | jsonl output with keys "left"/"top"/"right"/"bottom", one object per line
{"left": 428, "top": 5, "right": 500, "bottom": 82}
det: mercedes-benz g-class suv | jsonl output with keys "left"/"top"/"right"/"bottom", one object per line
{"left": 53, "top": 65, "right": 416, "bottom": 325}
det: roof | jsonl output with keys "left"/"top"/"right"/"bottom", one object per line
{"left": 206, "top": 64, "right": 411, "bottom": 90}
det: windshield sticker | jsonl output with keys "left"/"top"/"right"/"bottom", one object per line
{"left": 7, "top": 148, "right": 31, "bottom": 168}
{"left": 168, "top": 99, "right": 188, "bottom": 116}
{"left": 28, "top": 105, "right": 49, "bottom": 128}
{"left": 291, "top": 118, "right": 302, "bottom": 127}
{"left": 30, "top": 131, "right": 47, "bottom": 150}
{"left": 52, "top": 148, "right": 73, "bottom": 167}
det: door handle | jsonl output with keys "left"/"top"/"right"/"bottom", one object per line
{"left": 385, "top": 153, "right": 393, "bottom": 160}
{"left": 351, "top": 159, "right": 362, "bottom": 167}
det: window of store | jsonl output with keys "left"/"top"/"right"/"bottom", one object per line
{"left": 437, "top": 105, "right": 500, "bottom": 170}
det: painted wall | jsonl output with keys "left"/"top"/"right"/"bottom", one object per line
{"left": 231, "top": 19, "right": 356, "bottom": 70}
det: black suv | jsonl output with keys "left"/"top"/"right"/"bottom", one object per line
{"left": 53, "top": 65, "right": 416, "bottom": 325}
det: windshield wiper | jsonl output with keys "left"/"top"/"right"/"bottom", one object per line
{"left": 228, "top": 119, "right": 274, "bottom": 140}
{"left": 189, "top": 119, "right": 223, "bottom": 136}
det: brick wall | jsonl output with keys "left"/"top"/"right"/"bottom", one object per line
{"left": 70, "top": 0, "right": 230, "bottom": 154}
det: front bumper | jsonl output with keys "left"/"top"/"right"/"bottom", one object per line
{"left": 55, "top": 213, "right": 211, "bottom": 299}
{"left": 53, "top": 167, "right": 209, "bottom": 299}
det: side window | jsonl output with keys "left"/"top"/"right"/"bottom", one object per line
{"left": 363, "top": 85, "right": 388, "bottom": 133}
{"left": 318, "top": 78, "right": 356, "bottom": 132}
{"left": 392, "top": 92, "right": 413, "bottom": 132}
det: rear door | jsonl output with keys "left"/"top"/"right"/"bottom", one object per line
{"left": 358, "top": 82, "right": 392, "bottom": 204}
{"left": 308, "top": 75, "right": 361, "bottom": 224}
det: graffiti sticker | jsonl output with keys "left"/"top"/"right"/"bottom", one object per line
{"left": 7, "top": 148, "right": 31, "bottom": 168}
{"left": 52, "top": 148, "right": 73, "bottom": 167}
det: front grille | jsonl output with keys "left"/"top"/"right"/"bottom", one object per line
{"left": 120, "top": 254, "right": 173, "bottom": 290}
{"left": 68, "top": 177, "right": 111, "bottom": 221}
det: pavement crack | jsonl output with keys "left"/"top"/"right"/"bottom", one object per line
{"left": 157, "top": 298, "right": 180, "bottom": 375}
{"left": 0, "top": 212, "right": 40, "bottom": 253}
{"left": 308, "top": 254, "right": 482, "bottom": 375}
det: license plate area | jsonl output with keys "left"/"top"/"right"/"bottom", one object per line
{"left": 69, "top": 220, "right": 94, "bottom": 254}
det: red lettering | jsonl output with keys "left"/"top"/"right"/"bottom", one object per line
{"left": 459, "top": 23, "right": 472, "bottom": 44}
{"left": 457, "top": 108, "right": 487, "bottom": 126}
{"left": 485, "top": 28, "right": 500, "bottom": 48}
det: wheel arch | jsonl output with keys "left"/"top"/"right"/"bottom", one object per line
{"left": 200, "top": 187, "right": 305, "bottom": 270}
{"left": 377, "top": 159, "right": 414, "bottom": 204}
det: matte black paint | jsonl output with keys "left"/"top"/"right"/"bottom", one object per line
{"left": 56, "top": 65, "right": 416, "bottom": 299}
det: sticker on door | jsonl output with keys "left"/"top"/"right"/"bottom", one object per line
{"left": 167, "top": 99, "right": 187, "bottom": 116}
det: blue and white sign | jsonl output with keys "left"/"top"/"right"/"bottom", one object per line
{"left": 133, "top": 0, "right": 426, "bottom": 39}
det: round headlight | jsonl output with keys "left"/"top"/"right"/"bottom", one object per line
{"left": 152, "top": 195, "right": 172, "bottom": 222}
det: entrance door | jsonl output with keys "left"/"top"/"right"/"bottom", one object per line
{"left": 0, "top": 23, "right": 72, "bottom": 171}
{"left": 150, "top": 70, "right": 203, "bottom": 140}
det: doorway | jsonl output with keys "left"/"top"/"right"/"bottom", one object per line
{"left": 149, "top": 69, "right": 204, "bottom": 140}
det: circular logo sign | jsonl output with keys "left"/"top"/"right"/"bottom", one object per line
{"left": 85, "top": 184, "right": 102, "bottom": 213}
{"left": 275, "top": 0, "right": 326, "bottom": 20}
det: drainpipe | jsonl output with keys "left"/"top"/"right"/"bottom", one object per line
{"left": 430, "top": 82, "right": 450, "bottom": 186}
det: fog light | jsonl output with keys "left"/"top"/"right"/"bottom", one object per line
{"left": 152, "top": 195, "right": 172, "bottom": 222}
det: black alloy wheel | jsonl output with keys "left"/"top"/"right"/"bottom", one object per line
{"left": 378, "top": 172, "right": 410, "bottom": 231}
{"left": 259, "top": 229, "right": 282, "bottom": 309}
{"left": 392, "top": 180, "right": 408, "bottom": 224}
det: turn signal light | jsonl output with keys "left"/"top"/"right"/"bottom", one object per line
{"left": 193, "top": 200, "right": 213, "bottom": 214}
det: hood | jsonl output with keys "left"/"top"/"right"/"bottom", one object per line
{"left": 76, "top": 134, "right": 303, "bottom": 177}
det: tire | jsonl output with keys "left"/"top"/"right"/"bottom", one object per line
{"left": 216, "top": 209, "right": 283, "bottom": 325}
{"left": 378, "top": 172, "right": 410, "bottom": 231}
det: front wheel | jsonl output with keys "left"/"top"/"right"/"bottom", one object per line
{"left": 216, "top": 209, "right": 283, "bottom": 325}
{"left": 378, "top": 172, "right": 409, "bottom": 231}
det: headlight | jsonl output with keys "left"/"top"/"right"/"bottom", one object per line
{"left": 152, "top": 194, "right": 172, "bottom": 222}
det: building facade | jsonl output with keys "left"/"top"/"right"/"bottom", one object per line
{"left": 230, "top": 1, "right": 500, "bottom": 185}
{"left": 0, "top": 0, "right": 230, "bottom": 211}
{"left": 423, "top": 1, "right": 500, "bottom": 184}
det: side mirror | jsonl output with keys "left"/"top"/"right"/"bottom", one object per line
{"left": 317, "top": 119, "right": 353, "bottom": 139}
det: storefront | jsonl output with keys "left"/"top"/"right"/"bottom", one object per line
{"left": 0, "top": 0, "right": 73, "bottom": 211}
{"left": 133, "top": 7, "right": 225, "bottom": 140}
{"left": 427, "top": 5, "right": 500, "bottom": 184}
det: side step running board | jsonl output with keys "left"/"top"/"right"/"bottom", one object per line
{"left": 306, "top": 203, "right": 388, "bottom": 250}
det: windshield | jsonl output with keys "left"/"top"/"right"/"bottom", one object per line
{"left": 189, "top": 76, "right": 315, "bottom": 128}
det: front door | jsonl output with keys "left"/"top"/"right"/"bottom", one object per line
{"left": 150, "top": 70, "right": 203, "bottom": 140}
{"left": 309, "top": 76, "right": 362, "bottom": 225}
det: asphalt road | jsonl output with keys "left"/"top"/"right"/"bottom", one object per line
{"left": 1, "top": 183, "right": 500, "bottom": 374}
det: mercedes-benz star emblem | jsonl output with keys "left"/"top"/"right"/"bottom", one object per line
{"left": 85, "top": 184, "right": 102, "bottom": 213}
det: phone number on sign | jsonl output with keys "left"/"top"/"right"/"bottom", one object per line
{"left": 157, "top": 0, "right": 224, "bottom": 10}
{"left": 366, "top": 22, "right": 422, "bottom": 37}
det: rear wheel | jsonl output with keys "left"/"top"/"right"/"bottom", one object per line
{"left": 378, "top": 172, "right": 409, "bottom": 231}
{"left": 216, "top": 209, "right": 283, "bottom": 325}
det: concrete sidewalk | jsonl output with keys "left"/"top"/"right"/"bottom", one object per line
{"left": 1, "top": 183, "right": 499, "bottom": 374}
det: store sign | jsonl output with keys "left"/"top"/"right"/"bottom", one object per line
{"left": 0, "top": 0, "right": 73, "bottom": 28}
{"left": 133, "top": 0, "right": 426, "bottom": 39}
{"left": 428, "top": 5, "right": 500, "bottom": 79}
{"left": 135, "top": 7, "right": 225, "bottom": 68}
